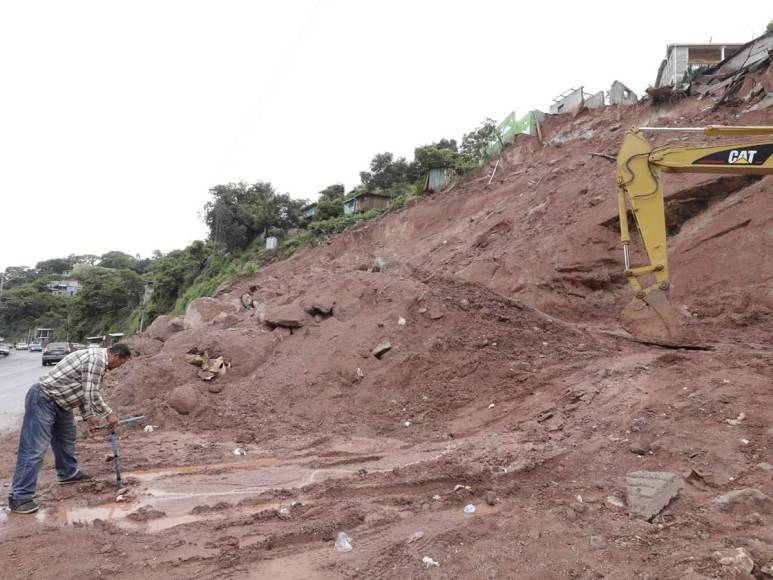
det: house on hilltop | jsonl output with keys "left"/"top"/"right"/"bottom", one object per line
{"left": 343, "top": 192, "right": 392, "bottom": 215}
{"left": 301, "top": 203, "right": 317, "bottom": 219}
{"left": 47, "top": 279, "right": 81, "bottom": 297}
{"left": 654, "top": 43, "right": 744, "bottom": 88}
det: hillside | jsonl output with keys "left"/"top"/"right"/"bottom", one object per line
{"left": 1, "top": 62, "right": 771, "bottom": 579}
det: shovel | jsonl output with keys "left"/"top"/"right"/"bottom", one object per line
{"left": 110, "top": 430, "right": 127, "bottom": 494}
{"left": 97, "top": 416, "right": 144, "bottom": 494}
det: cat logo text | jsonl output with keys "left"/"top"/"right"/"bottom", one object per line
{"left": 727, "top": 150, "right": 757, "bottom": 164}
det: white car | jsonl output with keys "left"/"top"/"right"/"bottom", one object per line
{"left": 15, "top": 343, "right": 29, "bottom": 350}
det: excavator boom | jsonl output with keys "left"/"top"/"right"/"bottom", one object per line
{"left": 616, "top": 126, "right": 773, "bottom": 347}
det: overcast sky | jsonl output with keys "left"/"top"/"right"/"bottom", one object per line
{"left": 0, "top": 1, "right": 767, "bottom": 271}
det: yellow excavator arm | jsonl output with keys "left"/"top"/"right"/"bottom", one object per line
{"left": 616, "top": 126, "right": 773, "bottom": 346}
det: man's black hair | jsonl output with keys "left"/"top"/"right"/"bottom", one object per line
{"left": 108, "top": 343, "right": 131, "bottom": 359}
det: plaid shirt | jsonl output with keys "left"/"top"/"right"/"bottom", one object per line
{"left": 39, "top": 348, "right": 112, "bottom": 419}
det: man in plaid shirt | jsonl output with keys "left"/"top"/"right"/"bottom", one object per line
{"left": 8, "top": 343, "right": 131, "bottom": 514}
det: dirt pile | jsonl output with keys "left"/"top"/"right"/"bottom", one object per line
{"left": 110, "top": 268, "right": 607, "bottom": 443}
{"left": 1, "top": 59, "right": 772, "bottom": 579}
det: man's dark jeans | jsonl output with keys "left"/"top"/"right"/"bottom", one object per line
{"left": 10, "top": 384, "right": 79, "bottom": 500}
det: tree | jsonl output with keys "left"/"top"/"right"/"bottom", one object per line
{"left": 202, "top": 181, "right": 307, "bottom": 253}
{"left": 145, "top": 241, "right": 210, "bottom": 315}
{"left": 318, "top": 184, "right": 345, "bottom": 199}
{"left": 69, "top": 254, "right": 100, "bottom": 266}
{"left": 70, "top": 268, "right": 143, "bottom": 336}
{"left": 315, "top": 183, "right": 345, "bottom": 220}
{"left": 433, "top": 138, "right": 457, "bottom": 152}
{"left": 35, "top": 258, "right": 74, "bottom": 275}
{"left": 0, "top": 283, "right": 68, "bottom": 337}
{"left": 99, "top": 251, "right": 135, "bottom": 270}
{"left": 2, "top": 267, "right": 38, "bottom": 292}
{"left": 414, "top": 145, "right": 460, "bottom": 171}
{"left": 359, "top": 152, "right": 412, "bottom": 192}
{"left": 460, "top": 118, "right": 498, "bottom": 164}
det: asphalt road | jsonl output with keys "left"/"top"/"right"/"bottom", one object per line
{"left": 0, "top": 351, "right": 47, "bottom": 431}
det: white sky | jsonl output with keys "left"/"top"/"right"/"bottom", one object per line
{"left": 0, "top": 1, "right": 768, "bottom": 270}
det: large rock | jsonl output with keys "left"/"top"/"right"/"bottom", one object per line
{"left": 168, "top": 384, "right": 199, "bottom": 415}
{"left": 183, "top": 298, "right": 239, "bottom": 330}
{"left": 303, "top": 295, "right": 335, "bottom": 316}
{"left": 626, "top": 471, "right": 683, "bottom": 521}
{"left": 147, "top": 315, "right": 184, "bottom": 342}
{"left": 128, "top": 336, "right": 164, "bottom": 357}
{"left": 264, "top": 305, "right": 307, "bottom": 329}
{"left": 714, "top": 548, "right": 755, "bottom": 575}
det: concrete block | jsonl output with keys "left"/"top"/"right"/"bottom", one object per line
{"left": 626, "top": 470, "right": 683, "bottom": 521}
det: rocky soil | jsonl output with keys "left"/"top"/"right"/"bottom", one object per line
{"left": 1, "top": 63, "right": 771, "bottom": 579}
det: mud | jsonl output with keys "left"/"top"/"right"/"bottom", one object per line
{"left": 1, "top": 64, "right": 772, "bottom": 579}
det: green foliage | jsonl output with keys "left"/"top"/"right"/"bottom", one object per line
{"left": 0, "top": 283, "right": 68, "bottom": 339}
{"left": 413, "top": 145, "right": 465, "bottom": 172}
{"left": 35, "top": 258, "right": 74, "bottom": 275}
{"left": 2, "top": 266, "right": 37, "bottom": 289}
{"left": 460, "top": 118, "right": 497, "bottom": 164}
{"left": 315, "top": 196, "right": 342, "bottom": 220}
{"left": 318, "top": 183, "right": 345, "bottom": 199}
{"left": 306, "top": 209, "right": 381, "bottom": 239}
{"left": 169, "top": 254, "right": 259, "bottom": 315}
{"left": 0, "top": 260, "right": 148, "bottom": 341}
{"left": 98, "top": 251, "right": 149, "bottom": 273}
{"left": 266, "top": 226, "right": 284, "bottom": 239}
{"left": 202, "top": 181, "right": 307, "bottom": 253}
{"left": 359, "top": 152, "right": 418, "bottom": 192}
{"left": 144, "top": 240, "right": 210, "bottom": 317}
{"left": 314, "top": 183, "right": 346, "bottom": 220}
{"left": 171, "top": 275, "right": 228, "bottom": 316}
{"left": 70, "top": 268, "right": 144, "bottom": 337}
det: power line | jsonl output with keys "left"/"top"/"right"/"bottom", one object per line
{"left": 259, "top": 0, "right": 322, "bottom": 103}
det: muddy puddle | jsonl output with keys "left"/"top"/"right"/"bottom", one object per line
{"left": 4, "top": 441, "right": 452, "bottom": 536}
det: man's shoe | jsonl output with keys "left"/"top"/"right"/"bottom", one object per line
{"left": 57, "top": 470, "right": 94, "bottom": 485}
{"left": 9, "top": 497, "right": 40, "bottom": 514}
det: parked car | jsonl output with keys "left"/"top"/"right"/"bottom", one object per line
{"left": 72, "top": 343, "right": 87, "bottom": 351}
{"left": 42, "top": 342, "right": 73, "bottom": 366}
{"left": 0, "top": 344, "right": 11, "bottom": 356}
{"left": 15, "top": 342, "right": 29, "bottom": 350}
{"left": 28, "top": 343, "right": 43, "bottom": 352}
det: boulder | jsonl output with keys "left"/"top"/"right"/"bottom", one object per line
{"left": 626, "top": 471, "right": 683, "bottom": 521}
{"left": 213, "top": 311, "right": 242, "bottom": 328}
{"left": 264, "top": 305, "right": 307, "bottom": 329}
{"left": 168, "top": 385, "right": 199, "bottom": 415}
{"left": 303, "top": 295, "right": 335, "bottom": 316}
{"left": 147, "top": 315, "right": 185, "bottom": 342}
{"left": 183, "top": 298, "right": 239, "bottom": 330}
{"left": 125, "top": 335, "right": 164, "bottom": 357}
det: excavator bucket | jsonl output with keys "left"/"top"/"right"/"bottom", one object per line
{"left": 620, "top": 288, "right": 703, "bottom": 348}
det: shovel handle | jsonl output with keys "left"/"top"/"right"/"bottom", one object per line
{"left": 94, "top": 415, "right": 145, "bottom": 431}
{"left": 111, "top": 431, "right": 123, "bottom": 489}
